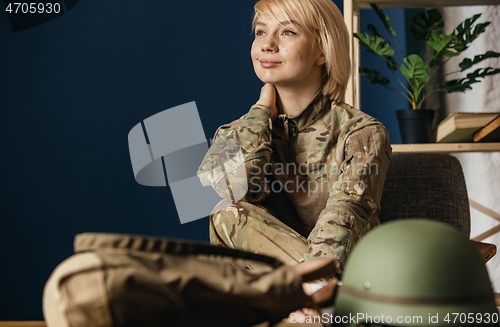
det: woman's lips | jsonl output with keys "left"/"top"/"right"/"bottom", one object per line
{"left": 259, "top": 60, "right": 282, "bottom": 68}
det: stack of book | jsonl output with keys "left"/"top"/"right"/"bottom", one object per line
{"left": 431, "top": 112, "right": 500, "bottom": 143}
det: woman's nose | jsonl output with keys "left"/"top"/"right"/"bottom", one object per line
{"left": 261, "top": 36, "right": 278, "bottom": 52}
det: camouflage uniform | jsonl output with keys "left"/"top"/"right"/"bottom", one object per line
{"left": 198, "top": 89, "right": 391, "bottom": 272}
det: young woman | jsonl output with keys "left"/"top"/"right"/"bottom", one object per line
{"left": 198, "top": 0, "right": 391, "bottom": 275}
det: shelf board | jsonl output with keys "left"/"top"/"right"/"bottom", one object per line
{"left": 392, "top": 143, "right": 500, "bottom": 153}
{"left": 354, "top": 0, "right": 500, "bottom": 9}
{"left": 0, "top": 323, "right": 46, "bottom": 327}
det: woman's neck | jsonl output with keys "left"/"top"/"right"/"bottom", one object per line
{"left": 275, "top": 81, "right": 323, "bottom": 117}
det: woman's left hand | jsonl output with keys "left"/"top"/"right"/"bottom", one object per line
{"left": 256, "top": 83, "right": 278, "bottom": 121}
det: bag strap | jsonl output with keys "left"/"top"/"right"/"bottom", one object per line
{"left": 74, "top": 232, "right": 284, "bottom": 268}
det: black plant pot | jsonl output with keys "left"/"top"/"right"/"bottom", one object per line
{"left": 396, "top": 109, "right": 435, "bottom": 144}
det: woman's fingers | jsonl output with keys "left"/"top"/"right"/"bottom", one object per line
{"left": 294, "top": 257, "right": 338, "bottom": 282}
{"left": 309, "top": 278, "right": 338, "bottom": 307}
{"left": 294, "top": 257, "right": 340, "bottom": 308}
{"left": 257, "top": 83, "right": 278, "bottom": 121}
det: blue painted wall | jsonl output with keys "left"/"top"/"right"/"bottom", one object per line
{"left": 0, "top": 0, "right": 405, "bottom": 319}
{"left": 358, "top": 8, "right": 409, "bottom": 145}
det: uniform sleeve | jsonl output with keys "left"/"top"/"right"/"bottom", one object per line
{"left": 304, "top": 124, "right": 391, "bottom": 272}
{"left": 197, "top": 104, "right": 274, "bottom": 203}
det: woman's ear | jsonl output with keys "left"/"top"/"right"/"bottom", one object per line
{"left": 316, "top": 53, "right": 326, "bottom": 66}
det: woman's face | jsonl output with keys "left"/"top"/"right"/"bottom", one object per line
{"left": 251, "top": 8, "right": 325, "bottom": 89}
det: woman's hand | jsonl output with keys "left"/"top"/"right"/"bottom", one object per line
{"left": 256, "top": 83, "right": 278, "bottom": 121}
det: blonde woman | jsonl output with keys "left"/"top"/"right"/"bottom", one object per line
{"left": 198, "top": 0, "right": 391, "bottom": 275}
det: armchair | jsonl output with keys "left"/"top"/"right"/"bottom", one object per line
{"left": 379, "top": 152, "right": 496, "bottom": 261}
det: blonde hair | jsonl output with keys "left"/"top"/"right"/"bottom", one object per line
{"left": 252, "top": 0, "right": 351, "bottom": 103}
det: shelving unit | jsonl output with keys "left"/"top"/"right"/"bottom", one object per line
{"left": 343, "top": 1, "right": 500, "bottom": 241}
{"left": 343, "top": 0, "right": 500, "bottom": 108}
{"left": 392, "top": 142, "right": 500, "bottom": 153}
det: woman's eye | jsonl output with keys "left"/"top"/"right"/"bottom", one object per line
{"left": 283, "top": 30, "right": 296, "bottom": 36}
{"left": 255, "top": 30, "right": 265, "bottom": 36}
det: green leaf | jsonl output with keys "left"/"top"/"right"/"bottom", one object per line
{"left": 427, "top": 33, "right": 460, "bottom": 67}
{"left": 354, "top": 33, "right": 395, "bottom": 57}
{"left": 359, "top": 67, "right": 390, "bottom": 85}
{"left": 357, "top": 24, "right": 397, "bottom": 70}
{"left": 364, "top": 23, "right": 383, "bottom": 38}
{"left": 466, "top": 67, "right": 500, "bottom": 82}
{"left": 426, "top": 14, "right": 492, "bottom": 67}
{"left": 454, "top": 13, "right": 481, "bottom": 38}
{"left": 401, "top": 55, "right": 429, "bottom": 83}
{"left": 453, "top": 14, "right": 490, "bottom": 51}
{"left": 427, "top": 34, "right": 460, "bottom": 58}
{"left": 370, "top": 4, "right": 396, "bottom": 37}
{"left": 401, "top": 55, "right": 429, "bottom": 103}
{"left": 385, "top": 57, "right": 398, "bottom": 71}
{"left": 410, "top": 9, "right": 444, "bottom": 41}
{"left": 443, "top": 67, "right": 500, "bottom": 93}
{"left": 459, "top": 51, "right": 500, "bottom": 71}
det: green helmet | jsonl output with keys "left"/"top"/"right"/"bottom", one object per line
{"left": 333, "top": 219, "right": 498, "bottom": 326}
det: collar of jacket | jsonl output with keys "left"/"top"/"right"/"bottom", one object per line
{"left": 276, "top": 87, "right": 331, "bottom": 133}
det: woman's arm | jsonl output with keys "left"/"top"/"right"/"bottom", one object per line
{"left": 304, "top": 124, "right": 391, "bottom": 273}
{"left": 197, "top": 85, "right": 278, "bottom": 203}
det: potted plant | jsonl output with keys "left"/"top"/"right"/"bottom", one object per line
{"left": 355, "top": 4, "right": 500, "bottom": 143}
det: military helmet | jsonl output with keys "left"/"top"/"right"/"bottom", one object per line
{"left": 333, "top": 219, "right": 497, "bottom": 326}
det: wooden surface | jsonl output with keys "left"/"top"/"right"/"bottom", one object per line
{"left": 0, "top": 321, "right": 320, "bottom": 327}
{"left": 470, "top": 240, "right": 497, "bottom": 263}
{"left": 470, "top": 200, "right": 500, "bottom": 242}
{"left": 392, "top": 142, "right": 500, "bottom": 153}
{"left": 0, "top": 323, "right": 46, "bottom": 327}
{"left": 255, "top": 322, "right": 322, "bottom": 327}
{"left": 273, "top": 323, "right": 322, "bottom": 327}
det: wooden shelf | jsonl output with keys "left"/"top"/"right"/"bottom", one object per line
{"left": 0, "top": 323, "right": 46, "bottom": 327}
{"left": 353, "top": 0, "right": 500, "bottom": 9}
{"left": 392, "top": 142, "right": 500, "bottom": 153}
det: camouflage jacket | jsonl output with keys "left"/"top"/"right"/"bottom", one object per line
{"left": 198, "top": 89, "right": 391, "bottom": 269}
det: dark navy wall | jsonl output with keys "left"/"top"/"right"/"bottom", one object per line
{"left": 0, "top": 1, "right": 405, "bottom": 319}
{"left": 359, "top": 8, "right": 408, "bottom": 145}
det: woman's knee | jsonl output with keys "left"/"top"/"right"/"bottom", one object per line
{"left": 209, "top": 200, "right": 261, "bottom": 247}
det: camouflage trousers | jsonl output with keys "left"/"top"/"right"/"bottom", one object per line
{"left": 209, "top": 200, "right": 310, "bottom": 267}
{"left": 43, "top": 233, "right": 310, "bottom": 327}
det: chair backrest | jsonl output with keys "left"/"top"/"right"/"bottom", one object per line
{"left": 379, "top": 152, "right": 471, "bottom": 237}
